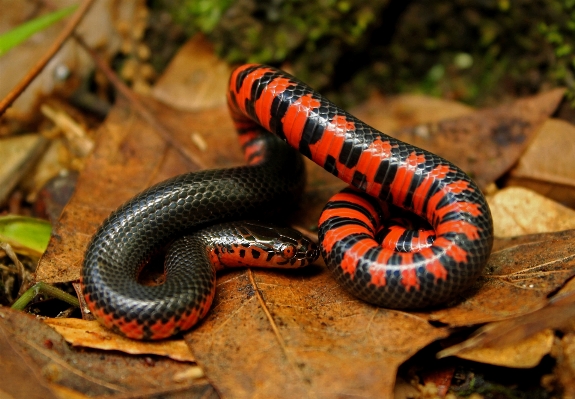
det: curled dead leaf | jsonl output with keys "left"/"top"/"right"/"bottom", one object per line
{"left": 44, "top": 318, "right": 195, "bottom": 362}
{"left": 437, "top": 329, "right": 554, "bottom": 369}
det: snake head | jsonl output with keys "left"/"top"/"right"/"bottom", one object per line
{"left": 239, "top": 221, "right": 320, "bottom": 268}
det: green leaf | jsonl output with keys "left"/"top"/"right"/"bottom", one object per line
{"left": 0, "top": 5, "right": 77, "bottom": 57}
{"left": 0, "top": 215, "right": 51, "bottom": 256}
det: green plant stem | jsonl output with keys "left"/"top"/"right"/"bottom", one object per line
{"left": 11, "top": 282, "right": 79, "bottom": 310}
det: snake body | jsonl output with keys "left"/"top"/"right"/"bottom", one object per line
{"left": 81, "top": 64, "right": 493, "bottom": 339}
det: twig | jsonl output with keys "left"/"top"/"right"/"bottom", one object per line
{"left": 73, "top": 34, "right": 207, "bottom": 170}
{"left": 11, "top": 281, "right": 80, "bottom": 310}
{"left": 0, "top": 0, "right": 96, "bottom": 115}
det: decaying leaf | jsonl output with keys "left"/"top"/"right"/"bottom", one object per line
{"left": 438, "top": 329, "right": 554, "bottom": 368}
{"left": 435, "top": 280, "right": 575, "bottom": 369}
{"left": 44, "top": 318, "right": 195, "bottom": 362}
{"left": 0, "top": 312, "right": 59, "bottom": 399}
{"left": 508, "top": 118, "right": 575, "bottom": 209}
{"left": 511, "top": 118, "right": 575, "bottom": 188}
{"left": 355, "top": 89, "right": 565, "bottom": 190}
{"left": 350, "top": 93, "right": 475, "bottom": 131}
{"left": 442, "top": 279, "right": 575, "bottom": 351}
{"left": 151, "top": 34, "right": 232, "bottom": 111}
{"left": 0, "top": 307, "right": 216, "bottom": 397}
{"left": 488, "top": 186, "right": 575, "bottom": 237}
{"left": 187, "top": 263, "right": 450, "bottom": 398}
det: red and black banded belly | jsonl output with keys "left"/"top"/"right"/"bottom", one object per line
{"left": 228, "top": 64, "right": 493, "bottom": 308}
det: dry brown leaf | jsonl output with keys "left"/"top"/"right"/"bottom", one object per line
{"left": 186, "top": 262, "right": 449, "bottom": 399}
{"left": 488, "top": 187, "right": 575, "bottom": 237}
{"left": 355, "top": 89, "right": 565, "bottom": 190}
{"left": 351, "top": 93, "right": 475, "bottom": 131}
{"left": 505, "top": 177, "right": 575, "bottom": 210}
{"left": 0, "top": 307, "right": 215, "bottom": 398}
{"left": 44, "top": 318, "right": 194, "bottom": 362}
{"left": 511, "top": 118, "right": 575, "bottom": 187}
{"left": 437, "top": 279, "right": 575, "bottom": 355}
{"left": 438, "top": 329, "right": 554, "bottom": 368}
{"left": 0, "top": 312, "right": 59, "bottom": 399}
{"left": 508, "top": 118, "right": 575, "bottom": 208}
{"left": 151, "top": 34, "right": 232, "bottom": 111}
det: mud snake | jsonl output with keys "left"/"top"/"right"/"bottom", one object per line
{"left": 81, "top": 64, "right": 493, "bottom": 340}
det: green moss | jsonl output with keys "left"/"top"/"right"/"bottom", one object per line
{"left": 157, "top": 0, "right": 575, "bottom": 106}
{"left": 159, "top": 0, "right": 388, "bottom": 96}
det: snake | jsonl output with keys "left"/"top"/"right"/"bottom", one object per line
{"left": 81, "top": 64, "right": 493, "bottom": 340}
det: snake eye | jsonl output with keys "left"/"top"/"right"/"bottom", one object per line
{"left": 281, "top": 244, "right": 296, "bottom": 259}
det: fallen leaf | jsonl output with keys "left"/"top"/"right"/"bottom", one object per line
{"left": 438, "top": 279, "right": 575, "bottom": 352}
{"left": 488, "top": 187, "right": 575, "bottom": 237}
{"left": 511, "top": 118, "right": 575, "bottom": 187}
{"left": 355, "top": 89, "right": 565, "bottom": 190}
{"left": 351, "top": 93, "right": 475, "bottom": 131}
{"left": 508, "top": 118, "right": 575, "bottom": 209}
{"left": 152, "top": 34, "right": 232, "bottom": 111}
{"left": 0, "top": 307, "right": 216, "bottom": 397}
{"left": 505, "top": 177, "right": 575, "bottom": 210}
{"left": 186, "top": 263, "right": 449, "bottom": 398}
{"left": 438, "top": 329, "right": 554, "bottom": 369}
{"left": 44, "top": 318, "right": 195, "bottom": 362}
{"left": 0, "top": 312, "right": 59, "bottom": 399}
